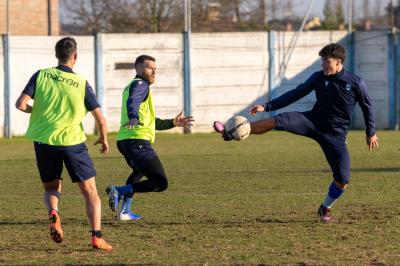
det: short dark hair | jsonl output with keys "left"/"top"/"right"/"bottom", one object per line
{"left": 134, "top": 55, "right": 156, "bottom": 68}
{"left": 55, "top": 37, "right": 77, "bottom": 63}
{"left": 319, "top": 43, "right": 346, "bottom": 64}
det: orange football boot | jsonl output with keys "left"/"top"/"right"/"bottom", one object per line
{"left": 91, "top": 236, "right": 113, "bottom": 252}
{"left": 49, "top": 209, "right": 64, "bottom": 243}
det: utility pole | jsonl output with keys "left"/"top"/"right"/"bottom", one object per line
{"left": 348, "top": 0, "right": 352, "bottom": 32}
{"left": 271, "top": 0, "right": 276, "bottom": 21}
{"left": 183, "top": 0, "right": 192, "bottom": 133}
{"left": 6, "top": 0, "right": 10, "bottom": 34}
{"left": 391, "top": 0, "right": 395, "bottom": 29}
{"left": 48, "top": 0, "right": 52, "bottom": 35}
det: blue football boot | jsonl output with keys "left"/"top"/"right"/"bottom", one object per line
{"left": 119, "top": 211, "right": 143, "bottom": 221}
{"left": 105, "top": 185, "right": 121, "bottom": 212}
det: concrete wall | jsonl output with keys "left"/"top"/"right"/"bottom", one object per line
{"left": 270, "top": 31, "right": 348, "bottom": 114}
{"left": 353, "top": 31, "right": 390, "bottom": 129}
{"left": 101, "top": 33, "right": 183, "bottom": 132}
{"left": 0, "top": 31, "right": 394, "bottom": 137}
{"left": 191, "top": 32, "right": 269, "bottom": 130}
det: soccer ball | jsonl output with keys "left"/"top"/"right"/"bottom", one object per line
{"left": 225, "top": 115, "right": 251, "bottom": 141}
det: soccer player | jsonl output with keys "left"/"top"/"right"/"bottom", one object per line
{"left": 15, "top": 37, "right": 112, "bottom": 250}
{"left": 106, "top": 55, "right": 194, "bottom": 221}
{"left": 214, "top": 43, "right": 379, "bottom": 222}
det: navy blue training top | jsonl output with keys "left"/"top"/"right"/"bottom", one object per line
{"left": 126, "top": 75, "right": 174, "bottom": 130}
{"left": 22, "top": 65, "right": 100, "bottom": 111}
{"left": 265, "top": 69, "right": 376, "bottom": 137}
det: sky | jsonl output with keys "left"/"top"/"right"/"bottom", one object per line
{"left": 270, "top": 0, "right": 394, "bottom": 21}
{"left": 59, "top": 0, "right": 396, "bottom": 25}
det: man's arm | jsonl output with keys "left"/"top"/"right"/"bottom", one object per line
{"left": 356, "top": 78, "right": 378, "bottom": 150}
{"left": 356, "top": 79, "right": 375, "bottom": 137}
{"left": 15, "top": 93, "right": 33, "bottom": 113}
{"left": 84, "top": 82, "right": 109, "bottom": 153}
{"left": 155, "top": 111, "right": 195, "bottom": 130}
{"left": 250, "top": 72, "right": 318, "bottom": 115}
{"left": 91, "top": 107, "right": 109, "bottom": 154}
{"left": 16, "top": 70, "right": 40, "bottom": 113}
{"left": 155, "top": 118, "right": 174, "bottom": 130}
{"left": 84, "top": 81, "right": 100, "bottom": 111}
{"left": 124, "top": 81, "right": 148, "bottom": 129}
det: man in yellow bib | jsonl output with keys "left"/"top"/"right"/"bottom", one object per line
{"left": 106, "top": 55, "right": 194, "bottom": 221}
{"left": 15, "top": 37, "right": 112, "bottom": 251}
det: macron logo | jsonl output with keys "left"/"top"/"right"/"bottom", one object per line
{"left": 324, "top": 81, "right": 329, "bottom": 87}
{"left": 138, "top": 145, "right": 143, "bottom": 149}
{"left": 139, "top": 81, "right": 143, "bottom": 85}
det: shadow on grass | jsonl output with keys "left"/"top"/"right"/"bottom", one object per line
{"left": 0, "top": 220, "right": 47, "bottom": 225}
{"left": 351, "top": 167, "right": 400, "bottom": 173}
{"left": 202, "top": 167, "right": 400, "bottom": 176}
{"left": 102, "top": 217, "right": 315, "bottom": 227}
{"left": 64, "top": 263, "right": 157, "bottom": 266}
{"left": 0, "top": 217, "right": 89, "bottom": 226}
{"left": 64, "top": 262, "right": 157, "bottom": 266}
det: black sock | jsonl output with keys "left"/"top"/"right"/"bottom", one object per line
{"left": 91, "top": 230, "right": 102, "bottom": 238}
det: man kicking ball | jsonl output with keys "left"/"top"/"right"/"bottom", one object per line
{"left": 214, "top": 43, "right": 378, "bottom": 222}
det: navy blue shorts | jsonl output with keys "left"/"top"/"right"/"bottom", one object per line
{"left": 117, "top": 139, "right": 158, "bottom": 167}
{"left": 274, "top": 112, "right": 350, "bottom": 184}
{"left": 34, "top": 142, "right": 96, "bottom": 183}
{"left": 117, "top": 139, "right": 168, "bottom": 192}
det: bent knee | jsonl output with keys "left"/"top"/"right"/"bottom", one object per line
{"left": 334, "top": 180, "right": 348, "bottom": 189}
{"left": 155, "top": 178, "right": 168, "bottom": 192}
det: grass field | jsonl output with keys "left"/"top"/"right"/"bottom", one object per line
{"left": 0, "top": 131, "right": 399, "bottom": 265}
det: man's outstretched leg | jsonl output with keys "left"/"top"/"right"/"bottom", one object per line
{"left": 213, "top": 118, "right": 277, "bottom": 139}
{"left": 249, "top": 118, "right": 277, "bottom": 134}
{"left": 79, "top": 177, "right": 113, "bottom": 251}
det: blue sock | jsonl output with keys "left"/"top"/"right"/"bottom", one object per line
{"left": 121, "top": 197, "right": 132, "bottom": 214}
{"left": 116, "top": 184, "right": 133, "bottom": 195}
{"left": 322, "top": 181, "right": 345, "bottom": 209}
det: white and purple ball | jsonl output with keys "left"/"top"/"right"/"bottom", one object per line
{"left": 225, "top": 115, "right": 251, "bottom": 141}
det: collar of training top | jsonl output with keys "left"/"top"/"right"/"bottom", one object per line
{"left": 135, "top": 75, "right": 149, "bottom": 84}
{"left": 57, "top": 64, "right": 74, "bottom": 74}
{"left": 324, "top": 68, "right": 344, "bottom": 80}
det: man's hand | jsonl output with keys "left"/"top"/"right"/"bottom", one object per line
{"left": 15, "top": 93, "right": 33, "bottom": 113}
{"left": 173, "top": 111, "right": 195, "bottom": 129}
{"left": 123, "top": 118, "right": 143, "bottom": 130}
{"left": 250, "top": 105, "right": 265, "bottom": 116}
{"left": 366, "top": 134, "right": 378, "bottom": 151}
{"left": 94, "top": 138, "right": 109, "bottom": 154}
{"left": 91, "top": 107, "right": 109, "bottom": 154}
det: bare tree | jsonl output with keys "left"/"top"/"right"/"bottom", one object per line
{"left": 62, "top": 0, "right": 183, "bottom": 34}
{"left": 336, "top": 0, "right": 345, "bottom": 30}
{"left": 63, "top": 0, "right": 110, "bottom": 33}
{"left": 135, "top": 0, "right": 183, "bottom": 33}
{"left": 60, "top": 0, "right": 304, "bottom": 34}
{"left": 321, "top": 0, "right": 337, "bottom": 30}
